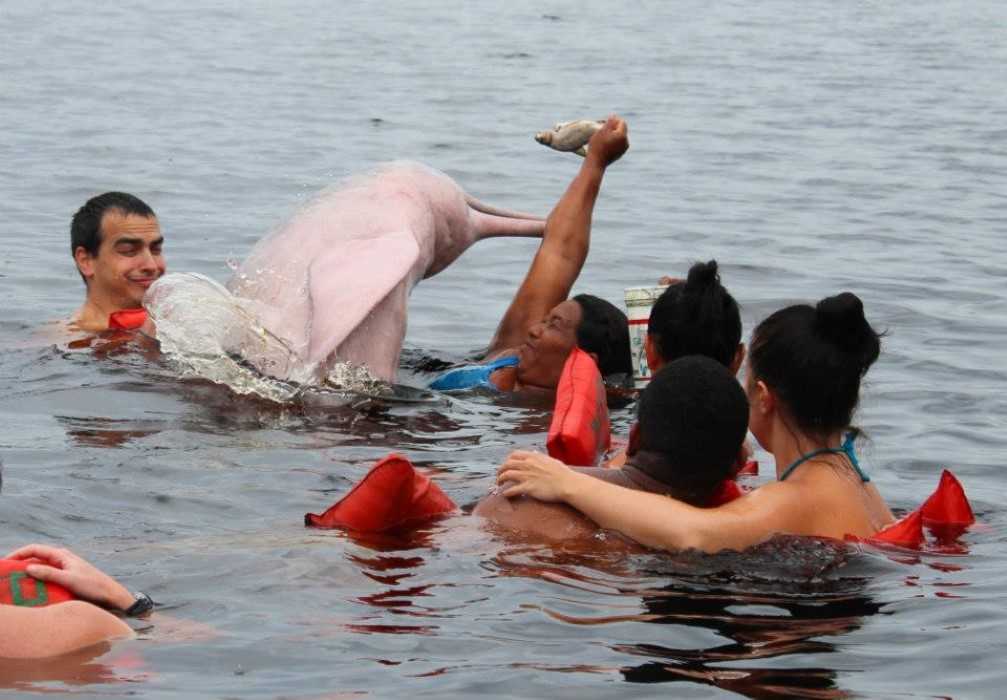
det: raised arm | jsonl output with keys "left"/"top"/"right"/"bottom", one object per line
{"left": 496, "top": 451, "right": 811, "bottom": 553}
{"left": 487, "top": 116, "right": 629, "bottom": 356}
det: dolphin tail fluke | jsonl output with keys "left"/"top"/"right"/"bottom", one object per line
{"left": 471, "top": 210, "right": 546, "bottom": 240}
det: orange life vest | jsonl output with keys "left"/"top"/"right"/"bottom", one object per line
{"left": 108, "top": 308, "right": 148, "bottom": 330}
{"left": 707, "top": 479, "right": 745, "bottom": 507}
{"left": 305, "top": 454, "right": 456, "bottom": 533}
{"left": 849, "top": 469, "right": 974, "bottom": 549}
{"left": 0, "top": 559, "right": 76, "bottom": 607}
{"left": 547, "top": 347, "right": 611, "bottom": 466}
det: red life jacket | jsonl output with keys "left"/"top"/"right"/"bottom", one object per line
{"left": 0, "top": 559, "right": 76, "bottom": 607}
{"left": 707, "top": 480, "right": 745, "bottom": 507}
{"left": 850, "top": 469, "right": 974, "bottom": 549}
{"left": 108, "top": 308, "right": 148, "bottom": 330}
{"left": 305, "top": 454, "right": 456, "bottom": 533}
{"left": 546, "top": 347, "right": 611, "bottom": 466}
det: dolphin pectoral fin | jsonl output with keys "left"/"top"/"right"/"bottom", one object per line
{"left": 305, "top": 230, "right": 420, "bottom": 365}
{"left": 574, "top": 146, "right": 588, "bottom": 157}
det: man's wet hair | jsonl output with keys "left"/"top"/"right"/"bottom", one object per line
{"left": 71, "top": 192, "right": 155, "bottom": 259}
{"left": 648, "top": 260, "right": 741, "bottom": 368}
{"left": 572, "top": 293, "right": 633, "bottom": 386}
{"left": 634, "top": 355, "right": 749, "bottom": 505}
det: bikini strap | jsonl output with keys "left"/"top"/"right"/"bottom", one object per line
{"left": 840, "top": 432, "right": 870, "bottom": 483}
{"left": 778, "top": 432, "right": 870, "bottom": 483}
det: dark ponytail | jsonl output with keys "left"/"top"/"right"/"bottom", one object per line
{"left": 647, "top": 260, "right": 741, "bottom": 368}
{"left": 749, "top": 292, "right": 881, "bottom": 437}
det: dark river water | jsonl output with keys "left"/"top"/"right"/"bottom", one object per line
{"left": 1, "top": 1, "right": 1005, "bottom": 697}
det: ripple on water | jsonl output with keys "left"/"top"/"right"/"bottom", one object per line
{"left": 2, "top": 1, "right": 1007, "bottom": 697}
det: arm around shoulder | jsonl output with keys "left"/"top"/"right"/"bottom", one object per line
{"left": 497, "top": 450, "right": 808, "bottom": 553}
{"left": 566, "top": 477, "right": 817, "bottom": 553}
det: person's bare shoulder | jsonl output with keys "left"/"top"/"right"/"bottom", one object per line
{"left": 473, "top": 489, "right": 600, "bottom": 542}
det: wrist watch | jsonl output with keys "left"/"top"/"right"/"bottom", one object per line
{"left": 123, "top": 591, "right": 155, "bottom": 617}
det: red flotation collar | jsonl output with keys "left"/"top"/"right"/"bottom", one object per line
{"left": 108, "top": 308, "right": 148, "bottom": 331}
{"left": 848, "top": 469, "right": 975, "bottom": 549}
{"left": 0, "top": 559, "right": 76, "bottom": 607}
{"left": 707, "top": 479, "right": 745, "bottom": 507}
{"left": 546, "top": 347, "right": 611, "bottom": 466}
{"left": 305, "top": 454, "right": 456, "bottom": 533}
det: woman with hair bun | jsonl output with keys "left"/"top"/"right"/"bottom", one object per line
{"left": 496, "top": 292, "right": 895, "bottom": 552}
{"left": 646, "top": 260, "right": 744, "bottom": 375}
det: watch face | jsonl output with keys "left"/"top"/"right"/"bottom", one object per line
{"left": 126, "top": 592, "right": 155, "bottom": 617}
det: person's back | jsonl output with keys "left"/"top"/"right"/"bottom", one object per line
{"left": 738, "top": 292, "right": 894, "bottom": 540}
{"left": 476, "top": 356, "right": 749, "bottom": 541}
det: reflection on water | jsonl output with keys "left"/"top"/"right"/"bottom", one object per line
{"left": 614, "top": 580, "right": 882, "bottom": 698}
{"left": 483, "top": 538, "right": 881, "bottom": 698}
{"left": 57, "top": 416, "right": 164, "bottom": 449}
{"left": 3, "top": 1, "right": 1005, "bottom": 694}
{"left": 0, "top": 643, "right": 148, "bottom": 691}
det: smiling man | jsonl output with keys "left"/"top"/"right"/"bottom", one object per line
{"left": 69, "top": 192, "right": 165, "bottom": 332}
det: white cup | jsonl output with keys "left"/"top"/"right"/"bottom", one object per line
{"left": 624, "top": 285, "right": 669, "bottom": 387}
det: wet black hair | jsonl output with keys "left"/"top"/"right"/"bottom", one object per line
{"left": 648, "top": 260, "right": 741, "bottom": 368}
{"left": 634, "top": 355, "right": 749, "bottom": 505}
{"left": 71, "top": 192, "right": 155, "bottom": 258}
{"left": 572, "top": 293, "right": 633, "bottom": 385}
{"left": 749, "top": 292, "right": 882, "bottom": 438}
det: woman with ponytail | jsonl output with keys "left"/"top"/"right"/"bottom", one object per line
{"left": 496, "top": 292, "right": 895, "bottom": 552}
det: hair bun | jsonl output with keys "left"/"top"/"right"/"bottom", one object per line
{"left": 815, "top": 292, "right": 881, "bottom": 369}
{"left": 684, "top": 260, "right": 719, "bottom": 292}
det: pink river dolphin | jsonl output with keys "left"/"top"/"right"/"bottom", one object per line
{"left": 221, "top": 161, "right": 545, "bottom": 383}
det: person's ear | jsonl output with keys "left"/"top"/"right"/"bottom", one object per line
{"left": 754, "top": 380, "right": 775, "bottom": 416}
{"left": 627, "top": 421, "right": 641, "bottom": 456}
{"left": 644, "top": 334, "right": 662, "bottom": 374}
{"left": 729, "top": 343, "right": 746, "bottom": 376}
{"left": 74, "top": 246, "right": 95, "bottom": 281}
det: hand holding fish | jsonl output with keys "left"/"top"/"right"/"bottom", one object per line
{"left": 535, "top": 115, "right": 629, "bottom": 165}
{"left": 586, "top": 115, "right": 629, "bottom": 167}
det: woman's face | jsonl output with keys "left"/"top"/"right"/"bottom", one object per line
{"left": 516, "top": 300, "right": 583, "bottom": 389}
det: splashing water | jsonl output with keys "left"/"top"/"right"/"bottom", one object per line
{"left": 145, "top": 272, "right": 386, "bottom": 403}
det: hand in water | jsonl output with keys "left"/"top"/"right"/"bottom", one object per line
{"left": 496, "top": 450, "right": 578, "bottom": 502}
{"left": 5, "top": 544, "right": 134, "bottom": 611}
{"left": 586, "top": 115, "right": 629, "bottom": 167}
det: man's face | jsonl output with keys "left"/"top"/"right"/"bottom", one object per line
{"left": 516, "top": 299, "right": 582, "bottom": 389}
{"left": 76, "top": 210, "right": 165, "bottom": 308}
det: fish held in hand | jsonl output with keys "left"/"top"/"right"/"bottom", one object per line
{"left": 534, "top": 120, "right": 604, "bottom": 157}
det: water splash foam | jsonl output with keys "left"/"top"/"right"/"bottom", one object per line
{"left": 145, "top": 272, "right": 383, "bottom": 403}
